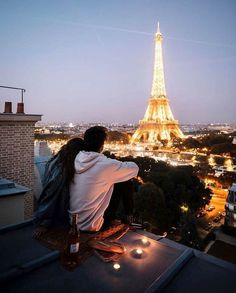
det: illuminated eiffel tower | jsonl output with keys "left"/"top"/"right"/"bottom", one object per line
{"left": 132, "top": 23, "right": 184, "bottom": 144}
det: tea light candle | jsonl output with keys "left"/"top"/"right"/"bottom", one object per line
{"left": 142, "top": 238, "right": 148, "bottom": 245}
{"left": 113, "top": 263, "right": 121, "bottom": 270}
{"left": 142, "top": 238, "right": 148, "bottom": 244}
{"left": 136, "top": 248, "right": 143, "bottom": 257}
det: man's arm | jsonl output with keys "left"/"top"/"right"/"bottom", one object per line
{"left": 107, "top": 159, "right": 139, "bottom": 183}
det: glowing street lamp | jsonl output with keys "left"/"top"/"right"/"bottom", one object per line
{"left": 180, "top": 204, "right": 189, "bottom": 213}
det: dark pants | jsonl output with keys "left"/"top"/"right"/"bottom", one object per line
{"left": 102, "top": 180, "right": 134, "bottom": 229}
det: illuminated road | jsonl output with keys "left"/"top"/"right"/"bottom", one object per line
{"left": 197, "top": 188, "right": 227, "bottom": 237}
{"left": 206, "top": 188, "right": 227, "bottom": 220}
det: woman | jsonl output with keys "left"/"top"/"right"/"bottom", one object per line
{"left": 34, "top": 137, "right": 85, "bottom": 233}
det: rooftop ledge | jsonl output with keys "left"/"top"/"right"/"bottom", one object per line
{"left": 0, "top": 220, "right": 236, "bottom": 292}
{"left": 0, "top": 178, "right": 31, "bottom": 197}
{"left": 0, "top": 113, "right": 42, "bottom": 122}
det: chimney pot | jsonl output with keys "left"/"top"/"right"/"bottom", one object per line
{"left": 4, "top": 102, "right": 13, "bottom": 113}
{"left": 16, "top": 102, "right": 24, "bottom": 114}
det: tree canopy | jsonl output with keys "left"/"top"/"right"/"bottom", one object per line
{"left": 120, "top": 156, "right": 212, "bottom": 237}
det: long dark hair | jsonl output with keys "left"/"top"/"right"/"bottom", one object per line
{"left": 49, "top": 137, "right": 85, "bottom": 185}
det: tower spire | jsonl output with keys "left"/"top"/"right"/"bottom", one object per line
{"left": 157, "top": 21, "right": 161, "bottom": 34}
{"left": 151, "top": 21, "right": 166, "bottom": 97}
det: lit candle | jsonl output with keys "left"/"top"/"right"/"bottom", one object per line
{"left": 142, "top": 238, "right": 148, "bottom": 245}
{"left": 136, "top": 248, "right": 143, "bottom": 258}
{"left": 113, "top": 263, "right": 121, "bottom": 270}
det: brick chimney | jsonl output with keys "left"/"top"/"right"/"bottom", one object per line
{"left": 0, "top": 110, "right": 42, "bottom": 220}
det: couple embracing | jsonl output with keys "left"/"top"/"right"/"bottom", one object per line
{"left": 35, "top": 126, "right": 139, "bottom": 233}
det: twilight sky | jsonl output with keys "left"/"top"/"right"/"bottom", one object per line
{"left": 0, "top": 0, "right": 235, "bottom": 124}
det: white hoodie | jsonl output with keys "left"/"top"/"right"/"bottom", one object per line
{"left": 69, "top": 151, "right": 139, "bottom": 231}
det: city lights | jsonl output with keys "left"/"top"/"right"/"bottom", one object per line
{"left": 180, "top": 205, "right": 189, "bottom": 213}
{"left": 224, "top": 158, "right": 233, "bottom": 171}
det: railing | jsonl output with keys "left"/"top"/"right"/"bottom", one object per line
{"left": 0, "top": 85, "right": 26, "bottom": 103}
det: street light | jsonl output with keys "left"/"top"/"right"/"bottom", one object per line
{"left": 180, "top": 204, "right": 189, "bottom": 213}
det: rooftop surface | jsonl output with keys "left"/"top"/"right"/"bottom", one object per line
{"left": 207, "top": 240, "right": 236, "bottom": 264}
{"left": 1, "top": 221, "right": 236, "bottom": 293}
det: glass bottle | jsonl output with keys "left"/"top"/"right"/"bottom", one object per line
{"left": 66, "top": 213, "right": 80, "bottom": 266}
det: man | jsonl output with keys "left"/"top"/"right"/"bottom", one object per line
{"left": 69, "top": 126, "right": 139, "bottom": 232}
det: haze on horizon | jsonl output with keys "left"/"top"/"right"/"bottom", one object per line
{"left": 0, "top": 0, "right": 235, "bottom": 124}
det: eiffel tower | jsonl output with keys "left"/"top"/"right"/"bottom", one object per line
{"left": 132, "top": 23, "right": 184, "bottom": 145}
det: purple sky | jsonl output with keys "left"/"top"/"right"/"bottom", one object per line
{"left": 0, "top": 0, "right": 235, "bottom": 124}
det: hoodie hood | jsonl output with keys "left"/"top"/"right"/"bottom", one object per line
{"left": 74, "top": 151, "right": 102, "bottom": 174}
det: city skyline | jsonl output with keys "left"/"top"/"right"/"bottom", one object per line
{"left": 0, "top": 0, "right": 235, "bottom": 124}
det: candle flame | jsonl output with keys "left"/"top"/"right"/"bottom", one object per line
{"left": 142, "top": 238, "right": 148, "bottom": 244}
{"left": 136, "top": 248, "right": 143, "bottom": 255}
{"left": 113, "top": 263, "right": 120, "bottom": 270}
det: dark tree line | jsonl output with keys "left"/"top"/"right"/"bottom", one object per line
{"left": 119, "top": 156, "right": 212, "bottom": 247}
{"left": 106, "top": 131, "right": 130, "bottom": 144}
{"left": 177, "top": 133, "right": 236, "bottom": 158}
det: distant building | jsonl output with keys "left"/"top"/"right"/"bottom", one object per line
{"left": 225, "top": 183, "right": 236, "bottom": 229}
{"left": 34, "top": 141, "right": 52, "bottom": 156}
